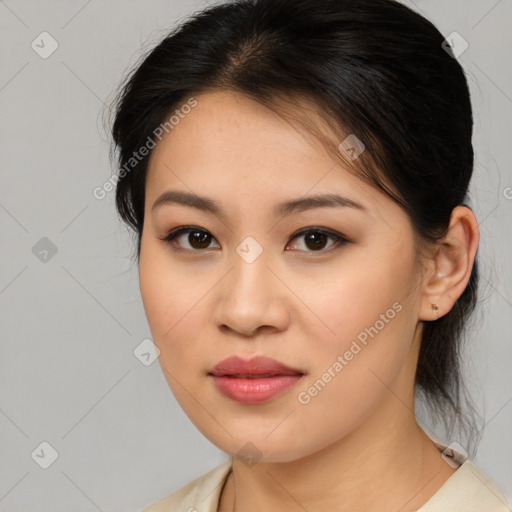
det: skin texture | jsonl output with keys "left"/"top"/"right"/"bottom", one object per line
{"left": 139, "top": 90, "right": 479, "bottom": 511}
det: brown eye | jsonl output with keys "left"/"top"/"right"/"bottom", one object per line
{"left": 160, "top": 226, "right": 349, "bottom": 254}
{"left": 187, "top": 230, "right": 213, "bottom": 249}
{"left": 304, "top": 231, "right": 329, "bottom": 250}
{"left": 161, "top": 226, "right": 220, "bottom": 251}
{"left": 287, "top": 228, "right": 349, "bottom": 253}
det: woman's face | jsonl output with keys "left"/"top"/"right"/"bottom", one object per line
{"left": 139, "top": 90, "right": 427, "bottom": 463}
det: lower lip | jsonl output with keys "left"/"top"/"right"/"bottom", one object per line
{"left": 210, "top": 374, "right": 304, "bottom": 404}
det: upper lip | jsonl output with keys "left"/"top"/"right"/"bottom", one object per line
{"left": 209, "top": 355, "right": 305, "bottom": 377}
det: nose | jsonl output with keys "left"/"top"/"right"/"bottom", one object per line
{"left": 211, "top": 245, "right": 290, "bottom": 337}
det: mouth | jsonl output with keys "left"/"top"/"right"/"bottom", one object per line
{"left": 209, "top": 355, "right": 306, "bottom": 378}
{"left": 208, "top": 371, "right": 305, "bottom": 378}
{"left": 207, "top": 355, "right": 306, "bottom": 404}
{"left": 209, "top": 373, "right": 305, "bottom": 404}
{"left": 211, "top": 373, "right": 304, "bottom": 378}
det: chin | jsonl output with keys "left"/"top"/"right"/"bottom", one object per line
{"left": 204, "top": 429, "right": 318, "bottom": 465}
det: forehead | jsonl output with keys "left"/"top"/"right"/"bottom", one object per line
{"left": 148, "top": 91, "right": 332, "bottom": 170}
{"left": 150, "top": 92, "right": 356, "bottom": 183}
{"left": 145, "top": 90, "right": 397, "bottom": 224}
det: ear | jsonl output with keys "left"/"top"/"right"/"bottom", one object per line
{"left": 419, "top": 206, "right": 480, "bottom": 322}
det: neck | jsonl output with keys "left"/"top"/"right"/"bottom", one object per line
{"left": 219, "top": 405, "right": 456, "bottom": 512}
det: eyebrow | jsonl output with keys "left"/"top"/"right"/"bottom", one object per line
{"left": 151, "top": 190, "right": 367, "bottom": 218}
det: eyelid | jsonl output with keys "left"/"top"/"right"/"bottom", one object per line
{"left": 287, "top": 227, "right": 350, "bottom": 253}
{"left": 158, "top": 225, "right": 220, "bottom": 252}
{"left": 159, "top": 225, "right": 351, "bottom": 253}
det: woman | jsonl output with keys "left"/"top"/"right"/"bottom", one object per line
{"left": 109, "top": 0, "right": 511, "bottom": 510}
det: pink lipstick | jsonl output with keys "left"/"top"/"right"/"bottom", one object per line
{"left": 209, "top": 355, "right": 305, "bottom": 404}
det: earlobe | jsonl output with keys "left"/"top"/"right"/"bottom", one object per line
{"left": 419, "top": 206, "right": 479, "bottom": 322}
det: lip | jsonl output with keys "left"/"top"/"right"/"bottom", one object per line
{"left": 208, "top": 356, "right": 306, "bottom": 404}
{"left": 209, "top": 355, "right": 305, "bottom": 377}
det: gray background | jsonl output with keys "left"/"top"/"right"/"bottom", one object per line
{"left": 0, "top": 0, "right": 511, "bottom": 510}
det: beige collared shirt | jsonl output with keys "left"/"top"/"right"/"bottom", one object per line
{"left": 141, "top": 445, "right": 511, "bottom": 512}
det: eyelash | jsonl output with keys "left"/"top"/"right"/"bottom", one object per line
{"left": 159, "top": 225, "right": 350, "bottom": 254}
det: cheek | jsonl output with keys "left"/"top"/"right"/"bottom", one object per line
{"left": 139, "top": 237, "right": 194, "bottom": 331}
{"left": 138, "top": 244, "right": 211, "bottom": 374}
{"left": 300, "top": 252, "right": 411, "bottom": 347}
{"left": 139, "top": 255, "right": 172, "bottom": 335}
{"left": 297, "top": 250, "right": 416, "bottom": 399}
{"left": 294, "top": 302, "right": 413, "bottom": 449}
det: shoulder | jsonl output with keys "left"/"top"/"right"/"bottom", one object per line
{"left": 140, "top": 457, "right": 233, "bottom": 512}
{"left": 418, "top": 458, "right": 511, "bottom": 512}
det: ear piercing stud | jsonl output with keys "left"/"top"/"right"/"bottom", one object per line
{"left": 431, "top": 303, "right": 439, "bottom": 319}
